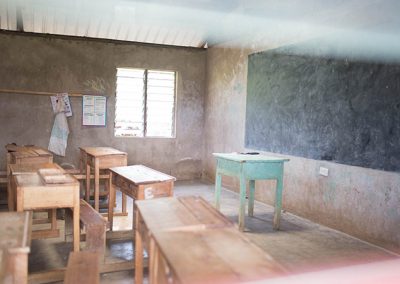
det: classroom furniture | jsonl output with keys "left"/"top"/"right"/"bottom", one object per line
{"left": 65, "top": 199, "right": 109, "bottom": 261}
{"left": 5, "top": 144, "right": 53, "bottom": 211}
{"left": 213, "top": 153, "right": 289, "bottom": 231}
{"left": 64, "top": 251, "right": 100, "bottom": 284}
{"left": 108, "top": 165, "right": 175, "bottom": 231}
{"left": 11, "top": 172, "right": 80, "bottom": 252}
{"left": 8, "top": 163, "right": 62, "bottom": 239}
{"left": 0, "top": 211, "right": 32, "bottom": 284}
{"left": 80, "top": 147, "right": 127, "bottom": 212}
{"left": 135, "top": 196, "right": 284, "bottom": 284}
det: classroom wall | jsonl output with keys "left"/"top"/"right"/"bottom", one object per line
{"left": 204, "top": 45, "right": 400, "bottom": 253}
{"left": 0, "top": 32, "right": 206, "bottom": 179}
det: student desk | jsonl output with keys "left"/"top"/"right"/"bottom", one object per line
{"left": 135, "top": 196, "right": 284, "bottom": 284}
{"left": 8, "top": 163, "right": 63, "bottom": 238}
{"left": 108, "top": 165, "right": 175, "bottom": 231}
{"left": 213, "top": 153, "right": 289, "bottom": 231}
{"left": 0, "top": 211, "right": 32, "bottom": 284}
{"left": 12, "top": 173, "right": 80, "bottom": 252}
{"left": 6, "top": 144, "right": 53, "bottom": 168}
{"left": 5, "top": 144, "right": 53, "bottom": 211}
{"left": 80, "top": 147, "right": 127, "bottom": 212}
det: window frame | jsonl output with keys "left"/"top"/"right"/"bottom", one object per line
{"left": 114, "top": 67, "right": 178, "bottom": 139}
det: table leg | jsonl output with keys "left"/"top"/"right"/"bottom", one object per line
{"left": 73, "top": 205, "right": 80, "bottom": 252}
{"left": 122, "top": 193, "right": 127, "bottom": 215}
{"left": 135, "top": 210, "right": 143, "bottom": 284}
{"left": 107, "top": 171, "right": 115, "bottom": 231}
{"left": 50, "top": 209, "right": 57, "bottom": 231}
{"left": 85, "top": 161, "right": 91, "bottom": 203}
{"left": 248, "top": 180, "right": 255, "bottom": 217}
{"left": 214, "top": 171, "right": 222, "bottom": 210}
{"left": 7, "top": 176, "right": 14, "bottom": 211}
{"left": 273, "top": 175, "right": 283, "bottom": 230}
{"left": 94, "top": 158, "right": 100, "bottom": 212}
{"left": 238, "top": 172, "right": 246, "bottom": 231}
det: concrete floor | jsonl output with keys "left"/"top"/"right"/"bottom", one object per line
{"left": 26, "top": 180, "right": 398, "bottom": 283}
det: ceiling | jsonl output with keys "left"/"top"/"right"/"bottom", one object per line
{"left": 0, "top": 0, "right": 400, "bottom": 56}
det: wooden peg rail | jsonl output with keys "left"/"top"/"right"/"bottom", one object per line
{"left": 0, "top": 88, "right": 107, "bottom": 97}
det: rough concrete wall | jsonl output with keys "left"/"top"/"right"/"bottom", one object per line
{"left": 204, "top": 46, "right": 400, "bottom": 253}
{"left": 0, "top": 32, "right": 206, "bottom": 180}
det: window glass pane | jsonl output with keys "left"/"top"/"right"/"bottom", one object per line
{"left": 146, "top": 70, "right": 175, "bottom": 137}
{"left": 115, "top": 68, "right": 145, "bottom": 137}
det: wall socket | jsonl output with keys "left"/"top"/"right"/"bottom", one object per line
{"left": 319, "top": 166, "right": 329, "bottom": 177}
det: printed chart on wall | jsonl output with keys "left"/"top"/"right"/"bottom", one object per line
{"left": 82, "top": 95, "right": 107, "bottom": 126}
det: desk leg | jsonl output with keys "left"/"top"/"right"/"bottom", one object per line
{"left": 50, "top": 209, "right": 57, "bottom": 231}
{"left": 108, "top": 171, "right": 114, "bottom": 231}
{"left": 86, "top": 162, "right": 91, "bottom": 203}
{"left": 214, "top": 171, "right": 222, "bottom": 210}
{"left": 238, "top": 173, "right": 246, "bottom": 231}
{"left": 122, "top": 193, "right": 127, "bottom": 215}
{"left": 7, "top": 176, "right": 14, "bottom": 211}
{"left": 273, "top": 175, "right": 283, "bottom": 230}
{"left": 135, "top": 210, "right": 143, "bottom": 284}
{"left": 248, "top": 180, "right": 255, "bottom": 217}
{"left": 94, "top": 158, "right": 100, "bottom": 212}
{"left": 73, "top": 205, "right": 80, "bottom": 252}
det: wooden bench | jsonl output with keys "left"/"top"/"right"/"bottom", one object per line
{"left": 64, "top": 251, "right": 99, "bottom": 284}
{"left": 66, "top": 199, "right": 109, "bottom": 259}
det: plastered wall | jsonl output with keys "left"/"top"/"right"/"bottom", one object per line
{"left": 0, "top": 32, "right": 206, "bottom": 179}
{"left": 204, "top": 45, "right": 400, "bottom": 253}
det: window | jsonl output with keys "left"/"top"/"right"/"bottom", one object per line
{"left": 115, "top": 68, "right": 176, "bottom": 137}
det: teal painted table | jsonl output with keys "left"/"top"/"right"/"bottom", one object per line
{"left": 213, "top": 153, "right": 289, "bottom": 231}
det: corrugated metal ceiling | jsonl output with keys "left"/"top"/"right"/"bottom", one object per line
{"left": 1, "top": 0, "right": 400, "bottom": 52}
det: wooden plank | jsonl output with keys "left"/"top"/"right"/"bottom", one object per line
{"left": 31, "top": 229, "right": 60, "bottom": 239}
{"left": 110, "top": 165, "right": 175, "bottom": 185}
{"left": 0, "top": 89, "right": 100, "bottom": 97}
{"left": 152, "top": 228, "right": 285, "bottom": 284}
{"left": 135, "top": 196, "right": 232, "bottom": 233}
{"left": 81, "top": 147, "right": 126, "bottom": 157}
{"left": 28, "top": 259, "right": 144, "bottom": 284}
{"left": 64, "top": 252, "right": 100, "bottom": 284}
{"left": 9, "top": 163, "right": 63, "bottom": 175}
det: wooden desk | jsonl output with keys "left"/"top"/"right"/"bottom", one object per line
{"left": 108, "top": 165, "right": 175, "bottom": 231}
{"left": 0, "top": 211, "right": 32, "bottom": 284}
{"left": 6, "top": 145, "right": 53, "bottom": 167}
{"left": 80, "top": 147, "right": 127, "bottom": 212}
{"left": 5, "top": 145, "right": 53, "bottom": 211}
{"left": 213, "top": 153, "right": 289, "bottom": 231}
{"left": 8, "top": 163, "right": 63, "bottom": 211}
{"left": 150, "top": 227, "right": 284, "bottom": 284}
{"left": 135, "top": 196, "right": 234, "bottom": 284}
{"left": 12, "top": 173, "right": 80, "bottom": 252}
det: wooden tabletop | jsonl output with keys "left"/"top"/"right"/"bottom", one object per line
{"left": 79, "top": 147, "right": 127, "bottom": 157}
{"left": 9, "top": 163, "right": 63, "bottom": 175}
{"left": 213, "top": 153, "right": 290, "bottom": 163}
{"left": 135, "top": 196, "right": 232, "bottom": 232}
{"left": 152, "top": 227, "right": 285, "bottom": 284}
{"left": 6, "top": 144, "right": 52, "bottom": 157}
{"left": 14, "top": 173, "right": 78, "bottom": 188}
{"left": 0, "top": 211, "right": 32, "bottom": 252}
{"left": 109, "top": 165, "right": 175, "bottom": 185}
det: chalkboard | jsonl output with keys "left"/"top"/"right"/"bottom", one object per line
{"left": 245, "top": 48, "right": 400, "bottom": 172}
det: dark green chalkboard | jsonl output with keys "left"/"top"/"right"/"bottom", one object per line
{"left": 245, "top": 49, "right": 400, "bottom": 172}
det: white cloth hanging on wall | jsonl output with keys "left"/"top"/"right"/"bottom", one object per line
{"left": 48, "top": 94, "right": 70, "bottom": 156}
